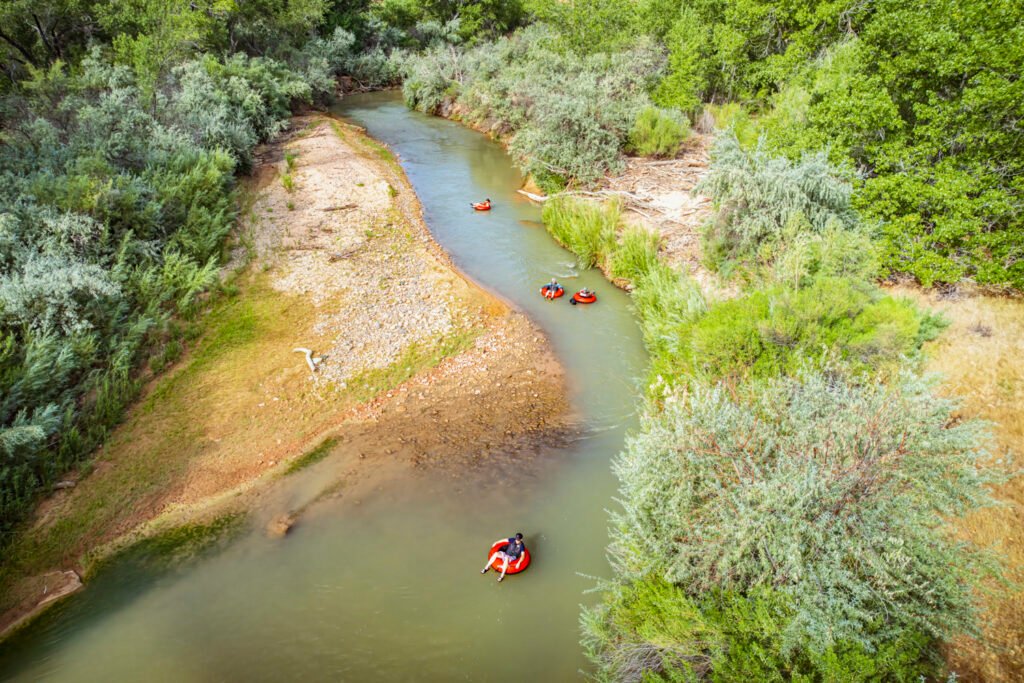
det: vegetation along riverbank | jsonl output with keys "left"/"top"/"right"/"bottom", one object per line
{"left": 0, "top": 36, "right": 570, "bottom": 639}
{"left": 378, "top": 2, "right": 1023, "bottom": 678}
{"left": 2, "top": 0, "right": 1022, "bottom": 680}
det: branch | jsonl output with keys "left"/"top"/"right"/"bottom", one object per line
{"left": 0, "top": 28, "right": 38, "bottom": 67}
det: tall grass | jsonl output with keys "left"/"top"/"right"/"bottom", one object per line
{"left": 541, "top": 196, "right": 620, "bottom": 268}
{"left": 609, "top": 225, "right": 662, "bottom": 282}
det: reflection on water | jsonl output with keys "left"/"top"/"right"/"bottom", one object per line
{"left": 0, "top": 91, "right": 647, "bottom": 682}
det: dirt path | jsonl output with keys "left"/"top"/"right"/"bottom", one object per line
{"left": 0, "top": 115, "right": 572, "bottom": 639}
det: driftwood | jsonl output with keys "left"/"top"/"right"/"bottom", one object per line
{"left": 321, "top": 203, "right": 357, "bottom": 212}
{"left": 293, "top": 348, "right": 325, "bottom": 375}
{"left": 517, "top": 189, "right": 547, "bottom": 202}
{"left": 328, "top": 245, "right": 364, "bottom": 262}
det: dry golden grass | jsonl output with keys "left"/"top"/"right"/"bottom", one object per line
{"left": 895, "top": 286, "right": 1024, "bottom": 681}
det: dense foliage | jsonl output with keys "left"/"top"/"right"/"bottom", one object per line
{"left": 609, "top": 371, "right": 996, "bottom": 651}
{"left": 544, "top": 174, "right": 999, "bottom": 678}
{"left": 401, "top": 25, "right": 669, "bottom": 189}
{"left": 394, "top": 0, "right": 1021, "bottom": 289}
{"left": 583, "top": 580, "right": 939, "bottom": 682}
{"left": 0, "top": 49, "right": 315, "bottom": 538}
{"left": 0, "top": 0, "right": 396, "bottom": 539}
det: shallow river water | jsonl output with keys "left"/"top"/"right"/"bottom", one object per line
{"left": 0, "top": 91, "right": 647, "bottom": 682}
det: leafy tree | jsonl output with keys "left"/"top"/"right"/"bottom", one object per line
{"left": 525, "top": 0, "right": 642, "bottom": 54}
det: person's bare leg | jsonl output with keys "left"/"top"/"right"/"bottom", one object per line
{"left": 482, "top": 552, "right": 500, "bottom": 573}
{"left": 498, "top": 557, "right": 510, "bottom": 582}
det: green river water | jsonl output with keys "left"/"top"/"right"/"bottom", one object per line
{"left": 0, "top": 91, "right": 648, "bottom": 682}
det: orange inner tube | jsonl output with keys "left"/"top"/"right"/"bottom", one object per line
{"left": 573, "top": 292, "right": 597, "bottom": 304}
{"left": 488, "top": 540, "right": 531, "bottom": 574}
{"left": 540, "top": 285, "right": 565, "bottom": 299}
{"left": 472, "top": 202, "right": 491, "bottom": 211}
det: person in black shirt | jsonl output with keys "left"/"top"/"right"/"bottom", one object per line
{"left": 481, "top": 533, "right": 526, "bottom": 582}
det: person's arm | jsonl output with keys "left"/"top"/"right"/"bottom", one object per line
{"left": 515, "top": 548, "right": 526, "bottom": 568}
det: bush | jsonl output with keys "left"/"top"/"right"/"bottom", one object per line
{"left": 609, "top": 368, "right": 1000, "bottom": 653}
{"left": 699, "top": 133, "right": 857, "bottom": 270}
{"left": 582, "top": 579, "right": 940, "bottom": 682}
{"left": 662, "top": 276, "right": 941, "bottom": 383}
{"left": 626, "top": 106, "right": 690, "bottom": 158}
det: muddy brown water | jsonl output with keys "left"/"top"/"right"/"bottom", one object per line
{"left": 0, "top": 91, "right": 648, "bottom": 681}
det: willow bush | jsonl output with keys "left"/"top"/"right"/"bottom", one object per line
{"left": 698, "top": 133, "right": 857, "bottom": 272}
{"left": 586, "top": 368, "right": 1001, "bottom": 678}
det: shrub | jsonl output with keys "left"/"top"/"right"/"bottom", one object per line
{"left": 662, "top": 276, "right": 940, "bottom": 383}
{"left": 626, "top": 106, "right": 690, "bottom": 158}
{"left": 582, "top": 579, "right": 940, "bottom": 682}
{"left": 609, "top": 368, "right": 1000, "bottom": 653}
{"left": 699, "top": 133, "right": 857, "bottom": 270}
{"left": 0, "top": 47, "right": 312, "bottom": 537}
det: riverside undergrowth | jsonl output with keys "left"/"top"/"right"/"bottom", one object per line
{"left": 541, "top": 152, "right": 1004, "bottom": 679}
{"left": 0, "top": 7, "right": 376, "bottom": 544}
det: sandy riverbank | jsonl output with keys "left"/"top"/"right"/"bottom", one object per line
{"left": 0, "top": 114, "right": 572, "bottom": 639}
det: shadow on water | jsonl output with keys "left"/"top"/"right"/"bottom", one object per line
{"left": 0, "top": 91, "right": 647, "bottom": 682}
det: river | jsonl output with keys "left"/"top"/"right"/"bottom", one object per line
{"left": 0, "top": 91, "right": 647, "bottom": 682}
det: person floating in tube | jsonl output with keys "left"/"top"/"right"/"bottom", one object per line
{"left": 571, "top": 286, "right": 595, "bottom": 305}
{"left": 541, "top": 278, "right": 562, "bottom": 300}
{"left": 481, "top": 533, "right": 526, "bottom": 582}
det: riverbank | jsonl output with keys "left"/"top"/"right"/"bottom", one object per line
{"left": 0, "top": 114, "right": 571, "bottom": 640}
{"left": 533, "top": 149, "right": 1024, "bottom": 678}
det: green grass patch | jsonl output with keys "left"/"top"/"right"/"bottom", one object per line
{"left": 345, "top": 325, "right": 482, "bottom": 403}
{"left": 280, "top": 172, "right": 295, "bottom": 192}
{"left": 87, "top": 513, "right": 245, "bottom": 576}
{"left": 285, "top": 437, "right": 341, "bottom": 475}
{"left": 610, "top": 225, "right": 662, "bottom": 282}
{"left": 541, "top": 195, "right": 619, "bottom": 268}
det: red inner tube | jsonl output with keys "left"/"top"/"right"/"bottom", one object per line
{"left": 540, "top": 285, "right": 565, "bottom": 299}
{"left": 472, "top": 203, "right": 491, "bottom": 211}
{"left": 488, "top": 540, "right": 531, "bottom": 574}
{"left": 573, "top": 292, "right": 597, "bottom": 304}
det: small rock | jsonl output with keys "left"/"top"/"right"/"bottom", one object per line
{"left": 266, "top": 513, "right": 296, "bottom": 538}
